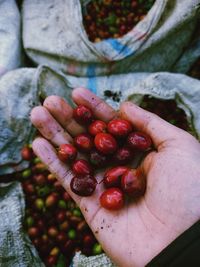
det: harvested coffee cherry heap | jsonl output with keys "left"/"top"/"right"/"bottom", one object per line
{"left": 58, "top": 105, "right": 153, "bottom": 210}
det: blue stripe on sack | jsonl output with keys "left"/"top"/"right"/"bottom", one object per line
{"left": 87, "top": 65, "right": 97, "bottom": 94}
{"left": 87, "top": 77, "right": 97, "bottom": 94}
{"left": 106, "top": 39, "right": 132, "bottom": 56}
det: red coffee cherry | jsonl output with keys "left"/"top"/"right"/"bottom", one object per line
{"left": 88, "top": 120, "right": 107, "bottom": 136}
{"left": 127, "top": 132, "right": 152, "bottom": 151}
{"left": 36, "top": 219, "right": 45, "bottom": 232}
{"left": 107, "top": 119, "right": 132, "bottom": 137}
{"left": 22, "top": 182, "right": 35, "bottom": 195}
{"left": 100, "top": 188, "right": 124, "bottom": 210}
{"left": 48, "top": 227, "right": 59, "bottom": 238}
{"left": 103, "top": 166, "right": 129, "bottom": 188}
{"left": 72, "top": 159, "right": 93, "bottom": 175}
{"left": 21, "top": 146, "right": 33, "bottom": 161}
{"left": 121, "top": 169, "right": 146, "bottom": 197}
{"left": 73, "top": 105, "right": 94, "bottom": 125}
{"left": 45, "top": 255, "right": 57, "bottom": 267}
{"left": 32, "top": 174, "right": 46, "bottom": 186}
{"left": 56, "top": 211, "right": 66, "bottom": 223}
{"left": 56, "top": 231, "right": 68, "bottom": 245}
{"left": 83, "top": 234, "right": 95, "bottom": 248}
{"left": 113, "top": 146, "right": 133, "bottom": 165}
{"left": 45, "top": 193, "right": 58, "bottom": 208}
{"left": 74, "top": 133, "right": 93, "bottom": 152}
{"left": 58, "top": 144, "right": 77, "bottom": 162}
{"left": 70, "top": 175, "right": 97, "bottom": 196}
{"left": 94, "top": 133, "right": 117, "bottom": 154}
{"left": 89, "top": 149, "right": 108, "bottom": 168}
{"left": 28, "top": 227, "right": 40, "bottom": 238}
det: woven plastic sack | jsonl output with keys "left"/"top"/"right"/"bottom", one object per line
{"left": 72, "top": 251, "right": 115, "bottom": 267}
{"left": 1, "top": 66, "right": 200, "bottom": 176}
{"left": 172, "top": 20, "right": 200, "bottom": 73}
{"left": 0, "top": 67, "right": 73, "bottom": 175}
{"left": 23, "top": 0, "right": 199, "bottom": 77}
{"left": 0, "top": 181, "right": 45, "bottom": 267}
{"left": 0, "top": 0, "right": 21, "bottom": 77}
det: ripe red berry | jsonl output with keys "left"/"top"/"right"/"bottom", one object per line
{"left": 107, "top": 119, "right": 132, "bottom": 137}
{"left": 88, "top": 120, "right": 107, "bottom": 136}
{"left": 54, "top": 181, "right": 64, "bottom": 192}
{"left": 21, "top": 146, "right": 33, "bottom": 161}
{"left": 104, "top": 166, "right": 129, "bottom": 188}
{"left": 74, "top": 133, "right": 93, "bottom": 152}
{"left": 113, "top": 147, "right": 133, "bottom": 165}
{"left": 62, "top": 191, "right": 71, "bottom": 201}
{"left": 56, "top": 210, "right": 66, "bottom": 223}
{"left": 73, "top": 105, "right": 94, "bottom": 125}
{"left": 22, "top": 182, "right": 35, "bottom": 195}
{"left": 45, "top": 193, "right": 58, "bottom": 208}
{"left": 121, "top": 169, "right": 146, "bottom": 197}
{"left": 36, "top": 219, "right": 45, "bottom": 232}
{"left": 58, "top": 144, "right": 77, "bottom": 162}
{"left": 70, "top": 175, "right": 97, "bottom": 196}
{"left": 48, "top": 226, "right": 58, "bottom": 238}
{"left": 28, "top": 227, "right": 40, "bottom": 238}
{"left": 89, "top": 149, "right": 108, "bottom": 168}
{"left": 32, "top": 174, "right": 46, "bottom": 186}
{"left": 72, "top": 159, "right": 93, "bottom": 175}
{"left": 56, "top": 231, "right": 68, "bottom": 244}
{"left": 94, "top": 133, "right": 117, "bottom": 154}
{"left": 83, "top": 234, "right": 95, "bottom": 247}
{"left": 100, "top": 188, "right": 124, "bottom": 210}
{"left": 45, "top": 255, "right": 57, "bottom": 267}
{"left": 127, "top": 132, "right": 152, "bottom": 151}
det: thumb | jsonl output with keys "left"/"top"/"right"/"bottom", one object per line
{"left": 120, "top": 101, "right": 183, "bottom": 149}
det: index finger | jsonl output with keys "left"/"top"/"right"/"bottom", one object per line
{"left": 72, "top": 87, "right": 116, "bottom": 122}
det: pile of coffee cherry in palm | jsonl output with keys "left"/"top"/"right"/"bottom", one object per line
{"left": 58, "top": 105, "right": 152, "bottom": 210}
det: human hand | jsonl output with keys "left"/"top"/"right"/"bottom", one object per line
{"left": 30, "top": 88, "right": 200, "bottom": 267}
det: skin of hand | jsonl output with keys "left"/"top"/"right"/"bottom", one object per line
{"left": 30, "top": 87, "right": 200, "bottom": 267}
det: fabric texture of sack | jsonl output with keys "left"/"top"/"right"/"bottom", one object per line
{"left": 23, "top": 0, "right": 199, "bottom": 77}
{"left": 0, "top": 181, "right": 45, "bottom": 267}
{"left": 0, "top": 0, "right": 21, "bottom": 77}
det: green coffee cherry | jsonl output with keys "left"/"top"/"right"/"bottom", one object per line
{"left": 22, "top": 169, "right": 31, "bottom": 178}
{"left": 58, "top": 200, "right": 67, "bottom": 209}
{"left": 26, "top": 216, "right": 34, "bottom": 227}
{"left": 72, "top": 208, "right": 82, "bottom": 217}
{"left": 35, "top": 198, "right": 44, "bottom": 210}
{"left": 33, "top": 157, "right": 41, "bottom": 164}
{"left": 68, "top": 229, "right": 76, "bottom": 239}
{"left": 93, "top": 243, "right": 103, "bottom": 255}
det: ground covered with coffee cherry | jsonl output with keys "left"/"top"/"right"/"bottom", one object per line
{"left": 15, "top": 147, "right": 102, "bottom": 267}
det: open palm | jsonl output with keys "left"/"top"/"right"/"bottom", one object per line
{"left": 31, "top": 88, "right": 200, "bottom": 267}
